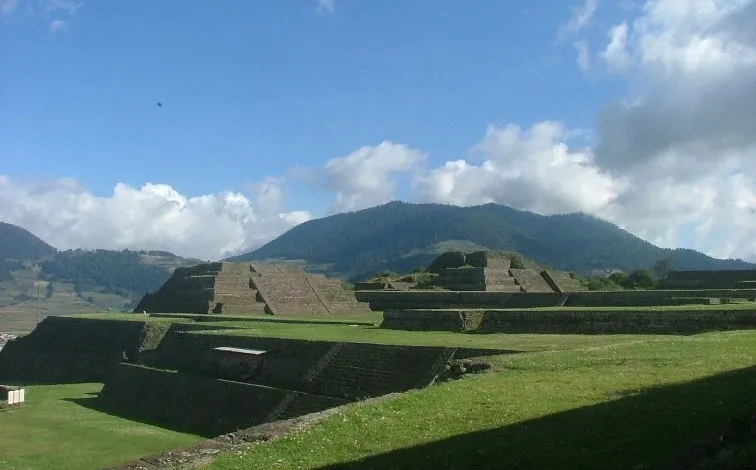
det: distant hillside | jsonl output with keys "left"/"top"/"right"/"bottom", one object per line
{"left": 231, "top": 201, "right": 755, "bottom": 281}
{"left": 0, "top": 222, "right": 56, "bottom": 261}
{"left": 0, "top": 223, "right": 200, "bottom": 328}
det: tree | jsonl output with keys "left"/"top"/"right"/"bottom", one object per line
{"left": 608, "top": 272, "right": 632, "bottom": 289}
{"left": 629, "top": 269, "right": 655, "bottom": 289}
{"left": 653, "top": 257, "right": 675, "bottom": 279}
{"left": 45, "top": 282, "right": 54, "bottom": 299}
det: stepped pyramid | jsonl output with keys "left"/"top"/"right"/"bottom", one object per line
{"left": 135, "top": 262, "right": 371, "bottom": 316}
{"left": 429, "top": 250, "right": 586, "bottom": 293}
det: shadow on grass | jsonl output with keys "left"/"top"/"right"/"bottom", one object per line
{"left": 64, "top": 394, "right": 209, "bottom": 437}
{"left": 314, "top": 366, "right": 756, "bottom": 470}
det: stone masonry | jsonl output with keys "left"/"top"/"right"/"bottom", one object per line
{"left": 136, "top": 262, "right": 370, "bottom": 317}
{"left": 430, "top": 250, "right": 578, "bottom": 293}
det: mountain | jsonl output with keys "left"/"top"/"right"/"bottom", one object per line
{"left": 0, "top": 222, "right": 56, "bottom": 261}
{"left": 231, "top": 201, "right": 755, "bottom": 281}
{"left": 0, "top": 222, "right": 201, "bottom": 331}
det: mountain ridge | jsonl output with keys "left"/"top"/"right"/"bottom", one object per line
{"left": 231, "top": 201, "right": 754, "bottom": 281}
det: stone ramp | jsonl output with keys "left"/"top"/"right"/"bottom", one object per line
{"left": 542, "top": 270, "right": 586, "bottom": 292}
{"left": 306, "top": 274, "right": 373, "bottom": 314}
{"left": 250, "top": 264, "right": 331, "bottom": 316}
{"left": 509, "top": 269, "right": 555, "bottom": 293}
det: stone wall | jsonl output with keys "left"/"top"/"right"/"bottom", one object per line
{"left": 380, "top": 308, "right": 756, "bottom": 334}
{"left": 437, "top": 267, "right": 487, "bottom": 291}
{"left": 466, "top": 251, "right": 513, "bottom": 269}
{"left": 479, "top": 308, "right": 756, "bottom": 334}
{"left": 356, "top": 289, "right": 756, "bottom": 311}
{"left": 302, "top": 342, "right": 456, "bottom": 400}
{"left": 153, "top": 332, "right": 336, "bottom": 390}
{"left": 660, "top": 270, "right": 756, "bottom": 289}
{"left": 152, "top": 330, "right": 466, "bottom": 400}
{"left": 565, "top": 289, "right": 756, "bottom": 307}
{"left": 98, "top": 363, "right": 289, "bottom": 437}
{"left": 381, "top": 309, "right": 485, "bottom": 332}
{"left": 0, "top": 316, "right": 167, "bottom": 383}
{"left": 135, "top": 264, "right": 218, "bottom": 314}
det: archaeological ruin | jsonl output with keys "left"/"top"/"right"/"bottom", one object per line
{"left": 423, "top": 250, "right": 585, "bottom": 293}
{"left": 0, "top": 316, "right": 506, "bottom": 437}
{"left": 134, "top": 262, "right": 371, "bottom": 316}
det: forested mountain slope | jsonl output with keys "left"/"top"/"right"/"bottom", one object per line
{"left": 232, "top": 202, "right": 754, "bottom": 281}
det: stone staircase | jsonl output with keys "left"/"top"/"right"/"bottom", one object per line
{"left": 306, "top": 274, "right": 373, "bottom": 314}
{"left": 250, "top": 264, "right": 330, "bottom": 316}
{"left": 508, "top": 269, "right": 555, "bottom": 293}
{"left": 210, "top": 263, "right": 267, "bottom": 315}
{"left": 303, "top": 343, "right": 453, "bottom": 400}
{"left": 483, "top": 268, "right": 523, "bottom": 292}
{"left": 268, "top": 392, "right": 350, "bottom": 422}
{"left": 137, "top": 262, "right": 370, "bottom": 316}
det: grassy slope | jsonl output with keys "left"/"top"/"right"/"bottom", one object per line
{"left": 206, "top": 330, "right": 756, "bottom": 470}
{"left": 0, "top": 383, "right": 200, "bottom": 470}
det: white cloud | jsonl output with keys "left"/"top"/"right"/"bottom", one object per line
{"left": 324, "top": 141, "right": 426, "bottom": 213}
{"left": 6, "top": 0, "right": 756, "bottom": 266}
{"left": 574, "top": 40, "right": 592, "bottom": 72}
{"left": 317, "top": 0, "right": 335, "bottom": 14}
{"left": 49, "top": 18, "right": 65, "bottom": 33}
{"left": 601, "top": 22, "right": 632, "bottom": 72}
{"left": 2, "top": 0, "right": 82, "bottom": 29}
{"left": 324, "top": 0, "right": 756, "bottom": 262}
{"left": 414, "top": 122, "right": 623, "bottom": 216}
{"left": 559, "top": 0, "right": 601, "bottom": 75}
{"left": 561, "top": 0, "right": 600, "bottom": 36}
{"left": 0, "top": 176, "right": 311, "bottom": 260}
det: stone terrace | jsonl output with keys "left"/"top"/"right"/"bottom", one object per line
{"left": 659, "top": 270, "right": 756, "bottom": 290}
{"left": 509, "top": 269, "right": 554, "bottom": 293}
{"left": 137, "top": 262, "right": 369, "bottom": 316}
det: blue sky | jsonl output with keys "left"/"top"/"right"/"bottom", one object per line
{"left": 3, "top": 1, "right": 617, "bottom": 204}
{"left": 2, "top": 0, "right": 756, "bottom": 261}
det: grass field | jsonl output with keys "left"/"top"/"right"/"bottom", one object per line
{"left": 0, "top": 383, "right": 201, "bottom": 470}
{"left": 205, "top": 330, "right": 756, "bottom": 469}
{"left": 2, "top": 311, "right": 755, "bottom": 469}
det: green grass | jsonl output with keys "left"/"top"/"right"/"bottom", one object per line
{"left": 195, "top": 320, "right": 661, "bottom": 352}
{"left": 0, "top": 383, "right": 201, "bottom": 470}
{"left": 205, "top": 330, "right": 756, "bottom": 470}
